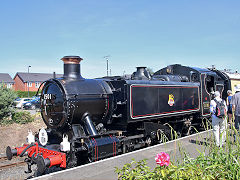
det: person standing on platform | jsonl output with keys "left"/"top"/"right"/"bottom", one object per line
{"left": 210, "top": 91, "right": 227, "bottom": 147}
{"left": 226, "top": 90, "right": 233, "bottom": 127}
{"left": 231, "top": 85, "right": 240, "bottom": 138}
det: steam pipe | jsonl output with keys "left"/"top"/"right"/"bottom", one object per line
{"left": 19, "top": 143, "right": 35, "bottom": 157}
{"left": 82, "top": 113, "right": 98, "bottom": 136}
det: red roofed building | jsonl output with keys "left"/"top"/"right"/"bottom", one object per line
{"left": 14, "top": 72, "right": 62, "bottom": 91}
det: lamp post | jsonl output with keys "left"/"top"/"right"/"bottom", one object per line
{"left": 27, "top": 65, "right": 31, "bottom": 97}
{"left": 103, "top": 56, "right": 110, "bottom": 76}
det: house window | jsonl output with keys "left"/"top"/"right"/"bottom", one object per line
{"left": 7, "top": 83, "right": 13, "bottom": 88}
{"left": 35, "top": 82, "right": 41, "bottom": 88}
{"left": 27, "top": 82, "right": 32, "bottom": 87}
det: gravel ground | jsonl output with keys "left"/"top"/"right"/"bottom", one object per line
{"left": 0, "top": 164, "right": 36, "bottom": 180}
{"left": 0, "top": 155, "right": 36, "bottom": 180}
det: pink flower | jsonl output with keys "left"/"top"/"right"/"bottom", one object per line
{"left": 155, "top": 152, "right": 170, "bottom": 166}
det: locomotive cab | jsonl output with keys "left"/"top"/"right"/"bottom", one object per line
{"left": 155, "top": 64, "right": 225, "bottom": 116}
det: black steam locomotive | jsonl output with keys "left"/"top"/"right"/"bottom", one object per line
{"left": 6, "top": 56, "right": 229, "bottom": 175}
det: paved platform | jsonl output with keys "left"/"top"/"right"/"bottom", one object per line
{"left": 33, "top": 130, "right": 213, "bottom": 180}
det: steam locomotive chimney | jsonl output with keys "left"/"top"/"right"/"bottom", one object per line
{"left": 61, "top": 56, "right": 83, "bottom": 79}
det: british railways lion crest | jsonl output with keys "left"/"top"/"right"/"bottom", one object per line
{"left": 168, "top": 94, "right": 175, "bottom": 106}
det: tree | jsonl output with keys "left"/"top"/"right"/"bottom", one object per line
{"left": 0, "top": 84, "right": 17, "bottom": 120}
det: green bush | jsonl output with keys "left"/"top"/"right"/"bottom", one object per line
{"left": 15, "top": 90, "right": 38, "bottom": 98}
{"left": 0, "top": 85, "right": 17, "bottom": 121}
{"left": 12, "top": 111, "right": 34, "bottom": 124}
{"left": 0, "top": 117, "right": 15, "bottom": 125}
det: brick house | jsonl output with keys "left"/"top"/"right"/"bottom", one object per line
{"left": 0, "top": 73, "right": 15, "bottom": 89}
{"left": 14, "top": 72, "right": 62, "bottom": 91}
{"left": 222, "top": 71, "right": 240, "bottom": 94}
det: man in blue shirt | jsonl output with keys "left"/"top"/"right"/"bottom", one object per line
{"left": 231, "top": 85, "right": 240, "bottom": 136}
{"left": 226, "top": 90, "right": 233, "bottom": 126}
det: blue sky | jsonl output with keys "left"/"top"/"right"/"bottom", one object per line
{"left": 0, "top": 0, "right": 239, "bottom": 78}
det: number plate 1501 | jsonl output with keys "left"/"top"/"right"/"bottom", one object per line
{"left": 43, "top": 94, "right": 55, "bottom": 100}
